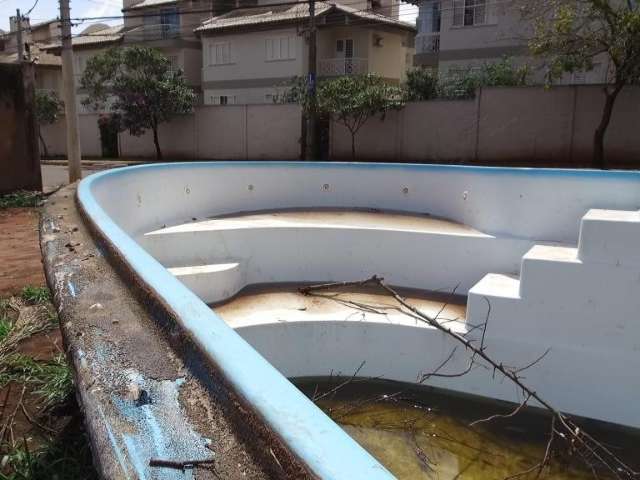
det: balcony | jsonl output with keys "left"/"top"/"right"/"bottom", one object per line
{"left": 318, "top": 57, "right": 368, "bottom": 76}
{"left": 416, "top": 32, "right": 440, "bottom": 54}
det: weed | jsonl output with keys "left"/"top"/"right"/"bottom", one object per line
{"left": 19, "top": 288, "right": 50, "bottom": 306}
{"left": 0, "top": 417, "right": 97, "bottom": 480}
{"left": 0, "top": 318, "right": 11, "bottom": 341}
{"left": 0, "top": 191, "right": 42, "bottom": 210}
{"left": 0, "top": 355, "right": 72, "bottom": 408}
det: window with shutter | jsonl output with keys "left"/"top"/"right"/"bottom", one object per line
{"left": 265, "top": 36, "right": 296, "bottom": 61}
{"left": 210, "top": 42, "right": 232, "bottom": 65}
{"left": 453, "top": 0, "right": 488, "bottom": 26}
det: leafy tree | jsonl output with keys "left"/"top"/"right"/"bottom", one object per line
{"left": 526, "top": 0, "right": 640, "bottom": 168}
{"left": 35, "top": 90, "right": 63, "bottom": 158}
{"left": 317, "top": 74, "right": 404, "bottom": 161}
{"left": 81, "top": 46, "right": 196, "bottom": 160}
{"left": 404, "top": 68, "right": 439, "bottom": 101}
{"left": 404, "top": 58, "right": 529, "bottom": 101}
{"left": 474, "top": 57, "right": 530, "bottom": 87}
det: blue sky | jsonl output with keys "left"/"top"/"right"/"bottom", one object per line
{"left": 0, "top": 0, "right": 416, "bottom": 34}
{"left": 0, "top": 0, "right": 123, "bottom": 33}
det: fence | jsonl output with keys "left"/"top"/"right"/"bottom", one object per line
{"left": 41, "top": 104, "right": 303, "bottom": 160}
{"left": 331, "top": 85, "right": 640, "bottom": 168}
{"left": 42, "top": 85, "right": 640, "bottom": 167}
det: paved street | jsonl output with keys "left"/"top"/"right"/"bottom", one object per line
{"left": 41, "top": 165, "right": 92, "bottom": 192}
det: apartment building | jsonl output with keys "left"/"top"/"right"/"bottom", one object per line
{"left": 0, "top": 17, "right": 62, "bottom": 92}
{"left": 121, "top": 0, "right": 239, "bottom": 93}
{"left": 196, "top": 0, "right": 415, "bottom": 105}
{"left": 413, "top": 0, "right": 609, "bottom": 84}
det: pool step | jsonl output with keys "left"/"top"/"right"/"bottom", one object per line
{"left": 518, "top": 244, "right": 580, "bottom": 298}
{"left": 466, "top": 208, "right": 640, "bottom": 350}
{"left": 578, "top": 209, "right": 640, "bottom": 265}
{"left": 167, "top": 262, "right": 243, "bottom": 304}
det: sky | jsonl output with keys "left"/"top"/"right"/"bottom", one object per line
{"left": 0, "top": 0, "right": 417, "bottom": 34}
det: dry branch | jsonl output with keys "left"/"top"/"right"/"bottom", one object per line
{"left": 301, "top": 275, "right": 638, "bottom": 480}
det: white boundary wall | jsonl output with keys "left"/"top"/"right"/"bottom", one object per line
{"left": 41, "top": 104, "right": 303, "bottom": 160}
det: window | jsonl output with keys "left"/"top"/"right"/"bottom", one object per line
{"left": 210, "top": 95, "right": 235, "bottom": 105}
{"left": 431, "top": 2, "right": 441, "bottom": 32}
{"left": 76, "top": 55, "right": 87, "bottom": 73}
{"left": 160, "top": 7, "right": 179, "bottom": 39}
{"left": 265, "top": 36, "right": 296, "bottom": 61}
{"left": 167, "top": 55, "right": 179, "bottom": 72}
{"left": 453, "top": 0, "right": 487, "bottom": 27}
{"left": 336, "top": 38, "right": 353, "bottom": 58}
{"left": 210, "top": 42, "right": 232, "bottom": 65}
{"left": 572, "top": 71, "right": 586, "bottom": 84}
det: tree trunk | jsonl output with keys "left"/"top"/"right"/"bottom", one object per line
{"left": 593, "top": 83, "right": 624, "bottom": 170}
{"left": 351, "top": 133, "right": 356, "bottom": 162}
{"left": 39, "top": 130, "right": 49, "bottom": 159}
{"left": 152, "top": 125, "right": 162, "bottom": 161}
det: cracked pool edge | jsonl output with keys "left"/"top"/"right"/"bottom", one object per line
{"left": 39, "top": 184, "right": 291, "bottom": 480}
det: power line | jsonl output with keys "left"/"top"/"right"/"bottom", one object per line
{"left": 25, "top": 0, "right": 40, "bottom": 17}
{"left": 46, "top": 0, "right": 419, "bottom": 44}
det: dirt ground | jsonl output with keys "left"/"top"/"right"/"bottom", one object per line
{"left": 0, "top": 202, "right": 96, "bottom": 479}
{"left": 0, "top": 208, "right": 46, "bottom": 297}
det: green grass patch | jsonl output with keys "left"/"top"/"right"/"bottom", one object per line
{"left": 0, "top": 354, "right": 73, "bottom": 408}
{"left": 19, "top": 288, "right": 50, "bottom": 306}
{"left": 0, "top": 420, "right": 97, "bottom": 480}
{"left": 0, "top": 191, "right": 42, "bottom": 209}
{"left": 0, "top": 318, "right": 12, "bottom": 341}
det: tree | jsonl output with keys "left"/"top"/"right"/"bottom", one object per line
{"left": 404, "top": 68, "right": 440, "bottom": 101}
{"left": 404, "top": 58, "right": 529, "bottom": 101}
{"left": 81, "top": 46, "right": 196, "bottom": 160}
{"left": 35, "top": 90, "right": 63, "bottom": 158}
{"left": 526, "top": 0, "right": 640, "bottom": 168}
{"left": 317, "top": 74, "right": 404, "bottom": 161}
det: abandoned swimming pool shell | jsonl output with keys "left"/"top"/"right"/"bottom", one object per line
{"left": 76, "top": 162, "right": 640, "bottom": 480}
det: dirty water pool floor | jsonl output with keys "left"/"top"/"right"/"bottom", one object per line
{"left": 213, "top": 286, "right": 639, "bottom": 480}
{"left": 294, "top": 380, "right": 639, "bottom": 480}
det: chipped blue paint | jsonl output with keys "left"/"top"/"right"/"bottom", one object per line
{"left": 110, "top": 377, "right": 211, "bottom": 480}
{"left": 143, "top": 407, "right": 168, "bottom": 458}
{"left": 78, "top": 163, "right": 398, "bottom": 480}
{"left": 67, "top": 281, "right": 76, "bottom": 297}
{"left": 123, "top": 436, "right": 148, "bottom": 480}
{"left": 97, "top": 404, "right": 132, "bottom": 480}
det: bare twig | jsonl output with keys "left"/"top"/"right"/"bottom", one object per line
{"left": 149, "top": 458, "right": 215, "bottom": 470}
{"left": 470, "top": 394, "right": 533, "bottom": 427}
{"left": 302, "top": 275, "right": 639, "bottom": 480}
{"left": 312, "top": 361, "right": 367, "bottom": 402}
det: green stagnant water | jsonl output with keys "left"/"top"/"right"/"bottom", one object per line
{"left": 295, "top": 379, "right": 638, "bottom": 480}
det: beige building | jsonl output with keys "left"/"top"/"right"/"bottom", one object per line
{"left": 196, "top": 1, "right": 415, "bottom": 105}
{"left": 122, "top": 0, "right": 239, "bottom": 94}
{"left": 0, "top": 17, "right": 62, "bottom": 92}
{"left": 413, "top": 0, "right": 609, "bottom": 84}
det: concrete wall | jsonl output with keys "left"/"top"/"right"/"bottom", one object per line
{"left": 0, "top": 64, "right": 42, "bottom": 193}
{"left": 331, "top": 85, "right": 640, "bottom": 167}
{"left": 42, "top": 104, "right": 303, "bottom": 160}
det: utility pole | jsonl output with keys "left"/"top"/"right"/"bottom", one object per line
{"left": 305, "top": 0, "right": 317, "bottom": 161}
{"left": 15, "top": 10, "right": 23, "bottom": 63}
{"left": 59, "top": 0, "right": 82, "bottom": 182}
